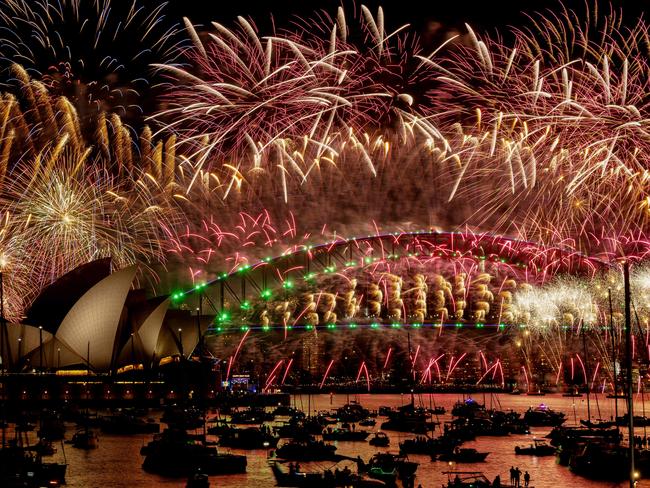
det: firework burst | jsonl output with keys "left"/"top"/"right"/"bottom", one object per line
{"left": 0, "top": 0, "right": 183, "bottom": 126}
{"left": 0, "top": 143, "right": 177, "bottom": 319}
{"left": 430, "top": 6, "right": 650, "bottom": 254}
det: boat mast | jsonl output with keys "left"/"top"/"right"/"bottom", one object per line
{"left": 581, "top": 326, "right": 591, "bottom": 424}
{"left": 407, "top": 332, "right": 414, "bottom": 406}
{"left": 623, "top": 261, "right": 635, "bottom": 488}
{"left": 609, "top": 289, "right": 619, "bottom": 430}
{"left": 633, "top": 303, "right": 647, "bottom": 439}
{"left": 1, "top": 271, "right": 5, "bottom": 451}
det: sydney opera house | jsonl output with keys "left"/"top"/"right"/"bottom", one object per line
{"left": 0, "top": 258, "right": 210, "bottom": 375}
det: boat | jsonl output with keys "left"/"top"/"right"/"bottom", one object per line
{"left": 442, "top": 471, "right": 492, "bottom": 488}
{"left": 206, "top": 419, "right": 231, "bottom": 436}
{"left": 429, "top": 406, "right": 446, "bottom": 415}
{"left": 399, "top": 436, "right": 432, "bottom": 455}
{"left": 275, "top": 417, "right": 328, "bottom": 437}
{"left": 141, "top": 428, "right": 247, "bottom": 477}
{"left": 546, "top": 426, "right": 621, "bottom": 449}
{"left": 161, "top": 406, "right": 205, "bottom": 430}
{"left": 369, "top": 432, "right": 390, "bottom": 447}
{"left": 274, "top": 437, "right": 338, "bottom": 461}
{"left": 580, "top": 419, "right": 616, "bottom": 429}
{"left": 606, "top": 393, "right": 626, "bottom": 399}
{"left": 218, "top": 426, "right": 279, "bottom": 449}
{"left": 359, "top": 419, "right": 376, "bottom": 427}
{"left": 186, "top": 471, "right": 210, "bottom": 488}
{"left": 70, "top": 429, "right": 99, "bottom": 449}
{"left": 335, "top": 402, "right": 370, "bottom": 422}
{"left": 568, "top": 441, "right": 629, "bottom": 481}
{"left": 515, "top": 439, "right": 556, "bottom": 456}
{"left": 25, "top": 438, "right": 57, "bottom": 456}
{"left": 616, "top": 414, "right": 650, "bottom": 427}
{"left": 230, "top": 407, "right": 274, "bottom": 424}
{"left": 523, "top": 404, "right": 565, "bottom": 427}
{"left": 16, "top": 420, "right": 36, "bottom": 432}
{"left": 399, "top": 435, "right": 461, "bottom": 455}
{"left": 526, "top": 387, "right": 548, "bottom": 396}
{"left": 437, "top": 448, "right": 489, "bottom": 463}
{"left": 380, "top": 402, "right": 437, "bottom": 433}
{"left": 0, "top": 445, "right": 67, "bottom": 487}
{"left": 357, "top": 452, "right": 418, "bottom": 482}
{"left": 269, "top": 460, "right": 387, "bottom": 487}
{"left": 451, "top": 398, "right": 485, "bottom": 418}
{"left": 562, "top": 387, "right": 583, "bottom": 398}
{"left": 38, "top": 413, "right": 66, "bottom": 441}
{"left": 273, "top": 406, "right": 304, "bottom": 417}
{"left": 100, "top": 412, "right": 160, "bottom": 435}
{"left": 322, "top": 427, "right": 370, "bottom": 441}
{"left": 378, "top": 407, "right": 393, "bottom": 417}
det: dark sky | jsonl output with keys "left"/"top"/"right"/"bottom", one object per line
{"left": 167, "top": 0, "right": 649, "bottom": 34}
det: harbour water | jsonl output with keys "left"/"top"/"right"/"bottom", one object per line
{"left": 34, "top": 393, "right": 650, "bottom": 487}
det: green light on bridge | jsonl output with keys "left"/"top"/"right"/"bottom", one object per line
{"left": 260, "top": 289, "right": 272, "bottom": 300}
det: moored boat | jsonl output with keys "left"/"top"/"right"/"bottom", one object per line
{"left": 369, "top": 432, "right": 390, "bottom": 447}
{"left": 322, "top": 427, "right": 370, "bottom": 441}
{"left": 357, "top": 452, "right": 418, "bottom": 482}
{"left": 71, "top": 429, "right": 99, "bottom": 449}
{"left": 274, "top": 437, "right": 338, "bottom": 461}
{"left": 141, "top": 428, "right": 247, "bottom": 477}
{"left": 218, "top": 426, "right": 279, "bottom": 449}
{"left": 436, "top": 448, "right": 489, "bottom": 463}
{"left": 442, "top": 471, "right": 493, "bottom": 487}
{"left": 515, "top": 439, "right": 556, "bottom": 456}
{"left": 523, "top": 404, "right": 565, "bottom": 426}
{"left": 269, "top": 460, "right": 387, "bottom": 487}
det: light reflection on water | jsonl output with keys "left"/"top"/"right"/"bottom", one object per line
{"left": 44, "top": 393, "right": 650, "bottom": 487}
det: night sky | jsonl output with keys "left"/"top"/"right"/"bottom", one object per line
{"left": 167, "top": 0, "right": 649, "bottom": 35}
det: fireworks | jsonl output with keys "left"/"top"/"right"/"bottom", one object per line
{"left": 0, "top": 1, "right": 647, "bottom": 385}
{"left": 0, "top": 0, "right": 183, "bottom": 125}
{"left": 150, "top": 4, "right": 650, "bottom": 265}
{"left": 431, "top": 5, "right": 650, "bottom": 254}
{"left": 153, "top": 6, "right": 447, "bottom": 199}
{"left": 0, "top": 143, "right": 176, "bottom": 321}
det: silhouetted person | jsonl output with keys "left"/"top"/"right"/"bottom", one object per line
{"left": 493, "top": 475, "right": 501, "bottom": 487}
{"left": 510, "top": 467, "right": 516, "bottom": 486}
{"left": 524, "top": 471, "right": 530, "bottom": 488}
{"left": 514, "top": 467, "right": 522, "bottom": 487}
